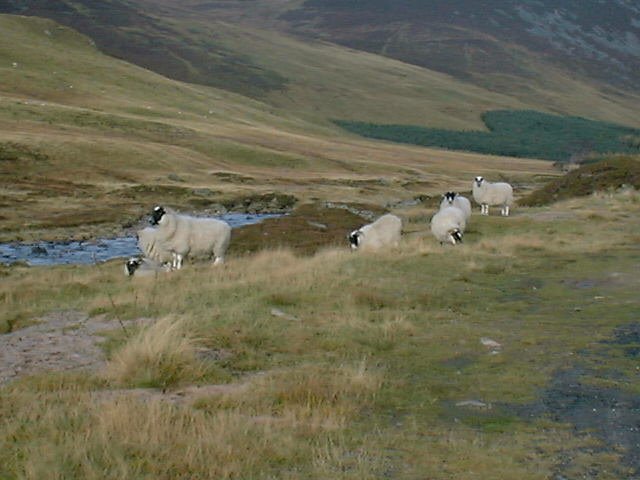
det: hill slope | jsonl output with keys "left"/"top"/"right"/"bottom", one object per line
{"left": 0, "top": 14, "right": 555, "bottom": 241}
{"left": 2, "top": 1, "right": 640, "bottom": 129}
{"left": 280, "top": 0, "right": 640, "bottom": 91}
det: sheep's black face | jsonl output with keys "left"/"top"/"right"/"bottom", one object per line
{"left": 150, "top": 206, "right": 165, "bottom": 225}
{"left": 443, "top": 191, "right": 457, "bottom": 204}
{"left": 451, "top": 229, "right": 463, "bottom": 245}
{"left": 348, "top": 230, "right": 362, "bottom": 249}
{"left": 474, "top": 176, "right": 484, "bottom": 187}
{"left": 125, "top": 257, "right": 142, "bottom": 276}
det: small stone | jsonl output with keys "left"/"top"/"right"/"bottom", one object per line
{"left": 270, "top": 308, "right": 298, "bottom": 321}
{"left": 307, "top": 221, "right": 328, "bottom": 230}
{"left": 480, "top": 337, "right": 502, "bottom": 349}
{"left": 455, "top": 400, "right": 491, "bottom": 409}
{"left": 167, "top": 173, "right": 184, "bottom": 182}
{"left": 31, "top": 245, "right": 48, "bottom": 255}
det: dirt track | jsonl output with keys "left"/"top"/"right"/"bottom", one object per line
{"left": 0, "top": 311, "right": 149, "bottom": 385}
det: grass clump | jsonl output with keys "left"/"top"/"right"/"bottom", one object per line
{"left": 106, "top": 317, "right": 207, "bottom": 389}
{"left": 520, "top": 155, "right": 640, "bottom": 206}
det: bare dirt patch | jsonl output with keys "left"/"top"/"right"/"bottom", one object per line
{"left": 511, "top": 324, "right": 640, "bottom": 479}
{"left": 0, "top": 311, "right": 151, "bottom": 385}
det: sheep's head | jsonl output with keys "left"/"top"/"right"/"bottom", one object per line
{"left": 150, "top": 205, "right": 166, "bottom": 225}
{"left": 348, "top": 229, "right": 363, "bottom": 249}
{"left": 474, "top": 176, "right": 484, "bottom": 187}
{"left": 449, "top": 228, "right": 463, "bottom": 245}
{"left": 443, "top": 191, "right": 457, "bottom": 204}
{"left": 125, "top": 257, "right": 142, "bottom": 276}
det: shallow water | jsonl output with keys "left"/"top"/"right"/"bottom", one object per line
{"left": 0, "top": 213, "right": 282, "bottom": 266}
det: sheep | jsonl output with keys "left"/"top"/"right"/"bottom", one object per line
{"left": 440, "top": 191, "right": 472, "bottom": 221}
{"left": 348, "top": 213, "right": 402, "bottom": 251}
{"left": 150, "top": 206, "right": 231, "bottom": 269}
{"left": 124, "top": 256, "right": 170, "bottom": 277}
{"left": 136, "top": 227, "right": 172, "bottom": 265}
{"left": 472, "top": 176, "right": 514, "bottom": 216}
{"left": 430, "top": 206, "right": 465, "bottom": 245}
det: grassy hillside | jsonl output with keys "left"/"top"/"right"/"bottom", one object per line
{"left": 0, "top": 14, "right": 556, "bottom": 241}
{"left": 282, "top": 0, "right": 640, "bottom": 91}
{"left": 520, "top": 156, "right": 640, "bottom": 206}
{"left": 0, "top": 0, "right": 288, "bottom": 98}
{"left": 1, "top": 189, "right": 639, "bottom": 478}
{"left": 4, "top": 1, "right": 640, "bottom": 130}
{"left": 133, "top": 0, "right": 640, "bottom": 129}
{"left": 336, "top": 111, "right": 640, "bottom": 162}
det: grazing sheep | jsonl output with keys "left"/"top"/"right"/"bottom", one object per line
{"left": 150, "top": 206, "right": 231, "bottom": 269}
{"left": 124, "top": 256, "right": 169, "bottom": 277}
{"left": 136, "top": 227, "right": 172, "bottom": 265}
{"left": 440, "top": 192, "right": 472, "bottom": 221}
{"left": 472, "top": 176, "right": 514, "bottom": 216}
{"left": 348, "top": 213, "right": 402, "bottom": 251}
{"left": 430, "top": 206, "right": 465, "bottom": 245}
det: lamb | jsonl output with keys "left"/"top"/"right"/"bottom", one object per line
{"left": 136, "top": 227, "right": 172, "bottom": 265}
{"left": 472, "top": 176, "right": 514, "bottom": 216}
{"left": 440, "top": 192, "right": 472, "bottom": 221}
{"left": 430, "top": 206, "right": 465, "bottom": 245}
{"left": 348, "top": 213, "right": 402, "bottom": 251}
{"left": 150, "top": 206, "right": 231, "bottom": 269}
{"left": 124, "top": 256, "right": 170, "bottom": 277}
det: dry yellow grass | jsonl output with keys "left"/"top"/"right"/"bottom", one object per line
{"left": 105, "top": 317, "right": 207, "bottom": 388}
{"left": 1, "top": 190, "right": 639, "bottom": 478}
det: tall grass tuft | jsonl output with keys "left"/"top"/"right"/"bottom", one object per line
{"left": 106, "top": 317, "right": 205, "bottom": 389}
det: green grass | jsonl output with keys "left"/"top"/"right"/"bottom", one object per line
{"left": 520, "top": 155, "right": 640, "bottom": 206}
{"left": 336, "top": 110, "right": 640, "bottom": 162}
{"left": 1, "top": 190, "right": 639, "bottom": 478}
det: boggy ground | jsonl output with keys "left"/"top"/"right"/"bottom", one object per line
{"left": 0, "top": 189, "right": 639, "bottom": 479}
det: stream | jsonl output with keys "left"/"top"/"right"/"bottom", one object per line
{"left": 0, "top": 213, "right": 282, "bottom": 266}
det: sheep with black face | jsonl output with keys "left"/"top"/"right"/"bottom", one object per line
{"left": 472, "top": 176, "right": 514, "bottom": 216}
{"left": 430, "top": 206, "right": 465, "bottom": 246}
{"left": 124, "top": 256, "right": 169, "bottom": 277}
{"left": 348, "top": 214, "right": 402, "bottom": 251}
{"left": 150, "top": 206, "right": 231, "bottom": 270}
{"left": 440, "top": 191, "right": 472, "bottom": 221}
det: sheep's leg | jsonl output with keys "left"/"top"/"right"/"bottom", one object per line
{"left": 213, "top": 256, "right": 224, "bottom": 266}
{"left": 504, "top": 205, "right": 510, "bottom": 216}
{"left": 176, "top": 254, "right": 183, "bottom": 270}
{"left": 482, "top": 204, "right": 489, "bottom": 215}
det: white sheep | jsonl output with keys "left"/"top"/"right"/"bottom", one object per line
{"left": 348, "top": 213, "right": 402, "bottom": 251}
{"left": 430, "top": 206, "right": 465, "bottom": 245}
{"left": 440, "top": 191, "right": 472, "bottom": 221}
{"left": 472, "top": 176, "right": 514, "bottom": 216}
{"left": 150, "top": 206, "right": 231, "bottom": 269}
{"left": 136, "top": 227, "right": 172, "bottom": 265}
{"left": 124, "top": 256, "right": 170, "bottom": 277}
